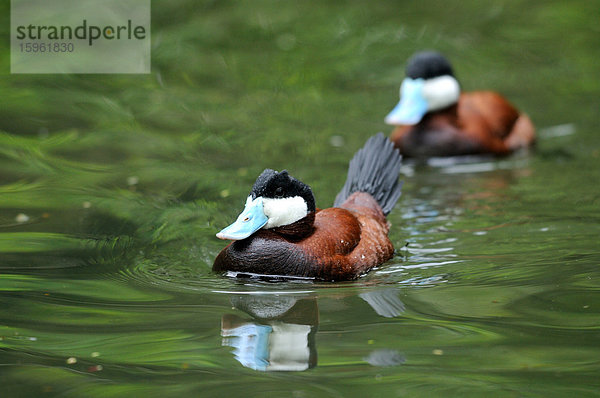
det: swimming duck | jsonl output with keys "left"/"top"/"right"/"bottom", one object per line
{"left": 213, "top": 133, "right": 403, "bottom": 281}
{"left": 385, "top": 51, "right": 536, "bottom": 157}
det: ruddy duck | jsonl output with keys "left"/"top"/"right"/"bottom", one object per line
{"left": 213, "top": 133, "right": 403, "bottom": 281}
{"left": 385, "top": 51, "right": 535, "bottom": 157}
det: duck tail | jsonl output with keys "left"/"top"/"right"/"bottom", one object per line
{"left": 334, "top": 133, "right": 403, "bottom": 215}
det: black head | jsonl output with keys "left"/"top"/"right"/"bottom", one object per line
{"left": 405, "top": 51, "right": 455, "bottom": 80}
{"left": 251, "top": 169, "right": 316, "bottom": 212}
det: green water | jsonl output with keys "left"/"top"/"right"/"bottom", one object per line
{"left": 1, "top": 1, "right": 599, "bottom": 397}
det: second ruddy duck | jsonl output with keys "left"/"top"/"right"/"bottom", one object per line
{"left": 385, "top": 51, "right": 536, "bottom": 157}
{"left": 213, "top": 133, "right": 403, "bottom": 281}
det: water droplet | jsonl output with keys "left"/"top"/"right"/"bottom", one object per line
{"left": 15, "top": 213, "right": 30, "bottom": 223}
{"left": 329, "top": 135, "right": 345, "bottom": 147}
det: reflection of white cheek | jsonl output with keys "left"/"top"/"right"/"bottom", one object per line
{"left": 262, "top": 196, "right": 308, "bottom": 228}
{"left": 267, "top": 322, "right": 311, "bottom": 371}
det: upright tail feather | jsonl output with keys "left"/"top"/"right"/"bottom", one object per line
{"left": 334, "top": 133, "right": 403, "bottom": 215}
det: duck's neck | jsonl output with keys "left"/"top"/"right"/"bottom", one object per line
{"left": 270, "top": 211, "right": 316, "bottom": 242}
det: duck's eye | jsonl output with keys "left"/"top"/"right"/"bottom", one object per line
{"left": 274, "top": 187, "right": 284, "bottom": 197}
{"left": 243, "top": 217, "right": 250, "bottom": 222}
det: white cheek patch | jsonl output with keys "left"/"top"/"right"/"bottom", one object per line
{"left": 422, "top": 75, "right": 460, "bottom": 112}
{"left": 262, "top": 196, "right": 308, "bottom": 229}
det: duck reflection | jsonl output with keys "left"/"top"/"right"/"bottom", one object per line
{"left": 221, "top": 294, "right": 318, "bottom": 371}
{"left": 220, "top": 289, "right": 405, "bottom": 371}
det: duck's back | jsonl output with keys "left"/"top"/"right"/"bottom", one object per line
{"left": 458, "top": 91, "right": 519, "bottom": 140}
{"left": 307, "top": 192, "right": 393, "bottom": 280}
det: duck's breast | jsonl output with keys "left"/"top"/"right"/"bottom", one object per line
{"left": 213, "top": 231, "right": 313, "bottom": 277}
